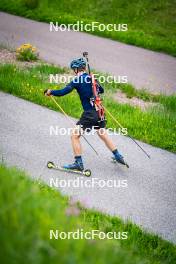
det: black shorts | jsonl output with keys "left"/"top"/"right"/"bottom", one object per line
{"left": 76, "top": 109, "right": 106, "bottom": 131}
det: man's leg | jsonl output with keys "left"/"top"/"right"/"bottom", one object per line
{"left": 97, "top": 128, "right": 126, "bottom": 165}
{"left": 63, "top": 126, "right": 84, "bottom": 171}
{"left": 97, "top": 128, "right": 116, "bottom": 151}
{"left": 71, "top": 126, "right": 82, "bottom": 156}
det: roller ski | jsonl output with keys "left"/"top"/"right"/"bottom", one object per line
{"left": 111, "top": 151, "right": 129, "bottom": 168}
{"left": 47, "top": 158, "right": 91, "bottom": 177}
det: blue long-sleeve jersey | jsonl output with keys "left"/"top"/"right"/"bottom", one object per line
{"left": 50, "top": 72, "right": 104, "bottom": 111}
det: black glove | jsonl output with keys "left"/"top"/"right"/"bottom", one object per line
{"left": 44, "top": 89, "right": 48, "bottom": 95}
{"left": 44, "top": 89, "right": 52, "bottom": 96}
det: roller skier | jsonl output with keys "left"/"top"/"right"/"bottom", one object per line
{"left": 44, "top": 56, "right": 129, "bottom": 173}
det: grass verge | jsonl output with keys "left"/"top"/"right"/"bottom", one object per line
{"left": 0, "top": 63, "right": 175, "bottom": 152}
{"left": 0, "top": 164, "right": 176, "bottom": 264}
{"left": 0, "top": 0, "right": 176, "bottom": 56}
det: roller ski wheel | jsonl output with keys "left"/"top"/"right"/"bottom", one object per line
{"left": 111, "top": 157, "right": 129, "bottom": 168}
{"left": 47, "top": 161, "right": 55, "bottom": 169}
{"left": 84, "top": 169, "right": 91, "bottom": 177}
{"left": 47, "top": 161, "right": 91, "bottom": 177}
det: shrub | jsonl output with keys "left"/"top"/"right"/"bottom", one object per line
{"left": 16, "top": 43, "right": 39, "bottom": 61}
{"left": 23, "top": 0, "right": 39, "bottom": 9}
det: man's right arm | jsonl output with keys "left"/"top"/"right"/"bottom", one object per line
{"left": 44, "top": 82, "right": 75, "bottom": 96}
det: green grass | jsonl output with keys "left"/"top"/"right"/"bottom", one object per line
{"left": 0, "top": 164, "right": 176, "bottom": 264}
{"left": 0, "top": 0, "right": 176, "bottom": 56}
{"left": 0, "top": 63, "right": 176, "bottom": 152}
{"left": 104, "top": 77, "right": 176, "bottom": 112}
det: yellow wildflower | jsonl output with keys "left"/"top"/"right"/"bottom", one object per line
{"left": 22, "top": 43, "right": 32, "bottom": 48}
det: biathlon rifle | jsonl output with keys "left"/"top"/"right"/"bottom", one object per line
{"left": 83, "top": 51, "right": 150, "bottom": 159}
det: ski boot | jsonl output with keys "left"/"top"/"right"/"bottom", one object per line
{"left": 112, "top": 150, "right": 129, "bottom": 168}
{"left": 63, "top": 156, "right": 84, "bottom": 171}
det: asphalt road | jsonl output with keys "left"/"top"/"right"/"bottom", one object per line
{"left": 0, "top": 92, "right": 176, "bottom": 243}
{"left": 0, "top": 12, "right": 176, "bottom": 95}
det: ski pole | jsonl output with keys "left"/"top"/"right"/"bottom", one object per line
{"left": 104, "top": 106, "right": 150, "bottom": 159}
{"left": 50, "top": 96, "right": 99, "bottom": 156}
{"left": 83, "top": 51, "right": 150, "bottom": 159}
